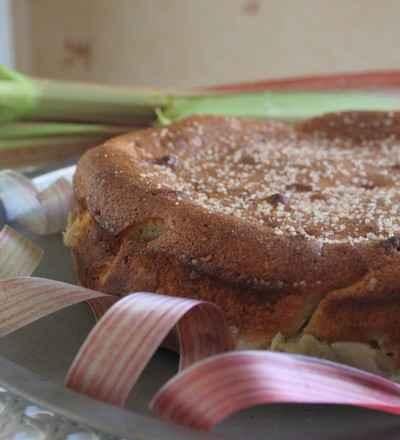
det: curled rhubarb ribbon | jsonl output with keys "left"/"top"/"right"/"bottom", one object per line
{"left": 151, "top": 351, "right": 400, "bottom": 430}
{"left": 0, "top": 225, "right": 43, "bottom": 278}
{"left": 0, "top": 169, "right": 72, "bottom": 235}
{"left": 65, "top": 292, "right": 234, "bottom": 405}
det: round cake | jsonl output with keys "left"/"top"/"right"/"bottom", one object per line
{"left": 65, "top": 112, "right": 400, "bottom": 378}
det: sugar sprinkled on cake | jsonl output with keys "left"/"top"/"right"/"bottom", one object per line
{"left": 140, "top": 117, "right": 400, "bottom": 243}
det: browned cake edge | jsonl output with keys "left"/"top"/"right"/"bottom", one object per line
{"left": 64, "top": 114, "right": 400, "bottom": 377}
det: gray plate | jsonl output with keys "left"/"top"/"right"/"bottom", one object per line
{"left": 1, "top": 178, "right": 400, "bottom": 439}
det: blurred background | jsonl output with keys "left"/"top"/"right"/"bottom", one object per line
{"left": 2, "top": 0, "right": 400, "bottom": 87}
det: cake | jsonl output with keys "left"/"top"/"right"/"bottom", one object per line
{"left": 65, "top": 112, "right": 400, "bottom": 377}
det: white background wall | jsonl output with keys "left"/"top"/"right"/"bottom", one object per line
{"left": 10, "top": 0, "right": 400, "bottom": 87}
{"left": 0, "top": 0, "right": 14, "bottom": 67}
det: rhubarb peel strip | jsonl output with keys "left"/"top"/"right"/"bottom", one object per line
{"left": 0, "top": 170, "right": 72, "bottom": 235}
{"left": 66, "top": 292, "right": 234, "bottom": 406}
{"left": 0, "top": 226, "right": 43, "bottom": 278}
{"left": 0, "top": 277, "right": 117, "bottom": 336}
{"left": 151, "top": 351, "right": 400, "bottom": 430}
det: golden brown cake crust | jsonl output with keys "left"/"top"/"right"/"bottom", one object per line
{"left": 67, "top": 113, "right": 400, "bottom": 364}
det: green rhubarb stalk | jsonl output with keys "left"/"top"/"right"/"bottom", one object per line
{"left": 31, "top": 79, "right": 167, "bottom": 125}
{"left": 160, "top": 91, "right": 400, "bottom": 123}
{"left": 0, "top": 65, "right": 37, "bottom": 123}
{"left": 0, "top": 65, "right": 167, "bottom": 125}
{"left": 2, "top": 65, "right": 400, "bottom": 132}
{"left": 0, "top": 135, "right": 107, "bottom": 151}
{"left": 0, "top": 122, "right": 130, "bottom": 140}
